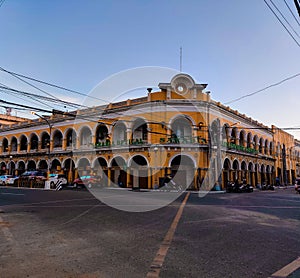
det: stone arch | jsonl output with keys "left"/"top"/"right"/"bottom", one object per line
{"left": 8, "top": 160, "right": 16, "bottom": 176}
{"left": 232, "top": 159, "right": 240, "bottom": 181}
{"left": 51, "top": 158, "right": 61, "bottom": 172}
{"left": 253, "top": 135, "right": 259, "bottom": 150}
{"left": 109, "top": 156, "right": 127, "bottom": 187}
{"left": 77, "top": 157, "right": 91, "bottom": 176}
{"left": 29, "top": 133, "right": 39, "bottom": 151}
{"left": 246, "top": 132, "right": 252, "bottom": 148}
{"left": 41, "top": 131, "right": 50, "bottom": 149}
{"left": 112, "top": 121, "right": 127, "bottom": 145}
{"left": 62, "top": 158, "right": 76, "bottom": 182}
{"left": 52, "top": 129, "right": 63, "bottom": 148}
{"left": 259, "top": 137, "right": 264, "bottom": 154}
{"left": 0, "top": 161, "right": 6, "bottom": 175}
{"left": 230, "top": 127, "right": 238, "bottom": 144}
{"left": 78, "top": 126, "right": 92, "bottom": 147}
{"left": 170, "top": 115, "right": 193, "bottom": 141}
{"left": 210, "top": 119, "right": 220, "bottom": 146}
{"left": 95, "top": 124, "right": 109, "bottom": 146}
{"left": 27, "top": 160, "right": 36, "bottom": 171}
{"left": 261, "top": 164, "right": 266, "bottom": 184}
{"left": 128, "top": 155, "right": 149, "bottom": 189}
{"left": 38, "top": 159, "right": 48, "bottom": 171}
{"left": 222, "top": 123, "right": 230, "bottom": 143}
{"left": 92, "top": 157, "right": 109, "bottom": 186}
{"left": 19, "top": 135, "right": 28, "bottom": 151}
{"left": 169, "top": 154, "right": 196, "bottom": 190}
{"left": 131, "top": 118, "right": 148, "bottom": 143}
{"left": 264, "top": 139, "right": 269, "bottom": 155}
{"left": 239, "top": 130, "right": 246, "bottom": 147}
{"left": 241, "top": 161, "right": 247, "bottom": 180}
{"left": 11, "top": 136, "right": 18, "bottom": 152}
{"left": 65, "top": 128, "right": 77, "bottom": 148}
{"left": 2, "top": 137, "right": 8, "bottom": 153}
{"left": 222, "top": 157, "right": 231, "bottom": 188}
{"left": 17, "top": 160, "right": 26, "bottom": 175}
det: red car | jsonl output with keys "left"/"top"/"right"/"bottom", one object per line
{"left": 72, "top": 175, "right": 100, "bottom": 188}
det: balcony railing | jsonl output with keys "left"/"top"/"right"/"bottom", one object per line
{"left": 223, "top": 142, "right": 258, "bottom": 154}
{"left": 160, "top": 136, "right": 207, "bottom": 144}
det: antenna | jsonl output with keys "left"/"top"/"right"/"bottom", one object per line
{"left": 180, "top": 47, "right": 182, "bottom": 72}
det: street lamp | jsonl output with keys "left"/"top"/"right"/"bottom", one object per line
{"left": 31, "top": 111, "right": 52, "bottom": 180}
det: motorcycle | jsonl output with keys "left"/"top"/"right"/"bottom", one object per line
{"left": 239, "top": 183, "right": 254, "bottom": 193}
{"left": 261, "top": 183, "right": 275, "bottom": 191}
{"left": 226, "top": 181, "right": 253, "bottom": 193}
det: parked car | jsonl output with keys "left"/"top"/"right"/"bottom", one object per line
{"left": 72, "top": 175, "right": 101, "bottom": 189}
{"left": 49, "top": 174, "right": 68, "bottom": 188}
{"left": 0, "top": 175, "right": 14, "bottom": 185}
{"left": 6, "top": 176, "right": 19, "bottom": 185}
{"left": 18, "top": 171, "right": 47, "bottom": 182}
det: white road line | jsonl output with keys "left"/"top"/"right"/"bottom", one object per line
{"left": 1, "top": 192, "right": 25, "bottom": 196}
{"left": 270, "top": 257, "right": 300, "bottom": 277}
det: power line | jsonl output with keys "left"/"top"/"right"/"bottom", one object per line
{"left": 264, "top": 0, "right": 300, "bottom": 48}
{"left": 284, "top": 0, "right": 300, "bottom": 26}
{"left": 269, "top": 0, "right": 300, "bottom": 39}
{"left": 224, "top": 72, "right": 300, "bottom": 105}
{"left": 294, "top": 0, "right": 300, "bottom": 18}
{"left": 0, "top": 67, "right": 111, "bottom": 103}
{"left": 0, "top": 83, "right": 86, "bottom": 109}
{"left": 0, "top": 83, "right": 55, "bottom": 111}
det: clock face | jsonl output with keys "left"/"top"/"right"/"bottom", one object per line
{"left": 175, "top": 83, "right": 187, "bottom": 94}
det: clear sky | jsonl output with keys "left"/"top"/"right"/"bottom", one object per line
{"left": 0, "top": 0, "right": 299, "bottom": 137}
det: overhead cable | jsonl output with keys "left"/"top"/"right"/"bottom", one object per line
{"left": 224, "top": 72, "right": 300, "bottom": 105}
{"left": 264, "top": 0, "right": 300, "bottom": 48}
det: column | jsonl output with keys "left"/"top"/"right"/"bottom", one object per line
{"left": 148, "top": 168, "right": 152, "bottom": 189}
{"left": 107, "top": 168, "right": 111, "bottom": 187}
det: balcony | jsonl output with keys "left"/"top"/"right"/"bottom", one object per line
{"left": 159, "top": 136, "right": 207, "bottom": 145}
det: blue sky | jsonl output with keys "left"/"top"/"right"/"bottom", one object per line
{"left": 0, "top": 0, "right": 299, "bottom": 137}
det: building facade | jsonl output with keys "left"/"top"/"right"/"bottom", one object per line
{"left": 0, "top": 73, "right": 298, "bottom": 189}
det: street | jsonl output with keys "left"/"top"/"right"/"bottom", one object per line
{"left": 0, "top": 186, "right": 300, "bottom": 278}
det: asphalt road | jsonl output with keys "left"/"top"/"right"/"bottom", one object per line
{"left": 0, "top": 186, "right": 299, "bottom": 278}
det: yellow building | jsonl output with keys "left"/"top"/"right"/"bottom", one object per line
{"left": 0, "top": 73, "right": 298, "bottom": 189}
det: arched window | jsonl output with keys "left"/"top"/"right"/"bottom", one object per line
{"left": 20, "top": 135, "right": 28, "bottom": 151}
{"left": 41, "top": 132, "right": 50, "bottom": 149}
{"left": 96, "top": 124, "right": 109, "bottom": 144}
{"left": 80, "top": 126, "right": 92, "bottom": 147}
{"left": 132, "top": 119, "right": 148, "bottom": 142}
{"left": 247, "top": 133, "right": 252, "bottom": 148}
{"left": 53, "top": 130, "right": 63, "bottom": 148}
{"left": 2, "top": 138, "right": 8, "bottom": 153}
{"left": 30, "top": 134, "right": 39, "bottom": 150}
{"left": 113, "top": 121, "right": 127, "bottom": 145}
{"left": 171, "top": 116, "right": 192, "bottom": 141}
{"left": 239, "top": 130, "right": 246, "bottom": 147}
{"left": 11, "top": 136, "right": 18, "bottom": 152}
{"left": 259, "top": 138, "right": 264, "bottom": 153}
{"left": 66, "top": 129, "right": 77, "bottom": 148}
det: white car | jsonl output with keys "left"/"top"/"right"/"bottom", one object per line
{"left": 0, "top": 175, "right": 14, "bottom": 185}
{"left": 49, "top": 174, "right": 68, "bottom": 188}
{"left": 6, "top": 176, "right": 19, "bottom": 185}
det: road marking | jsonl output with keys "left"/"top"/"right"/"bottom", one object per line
{"left": 146, "top": 192, "right": 190, "bottom": 278}
{"left": 270, "top": 257, "right": 300, "bottom": 277}
{"left": 1, "top": 192, "right": 25, "bottom": 196}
